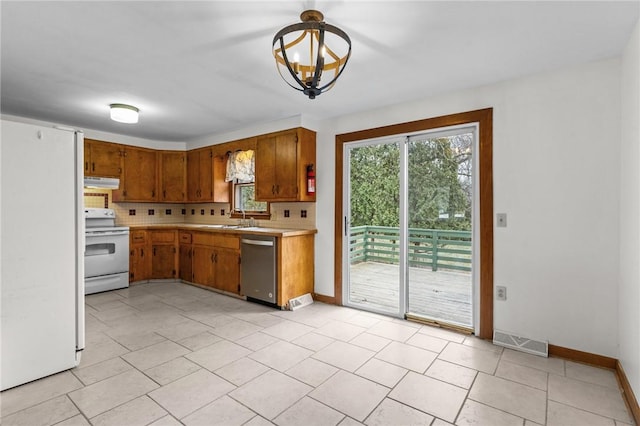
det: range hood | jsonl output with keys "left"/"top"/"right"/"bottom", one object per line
{"left": 83, "top": 176, "right": 120, "bottom": 189}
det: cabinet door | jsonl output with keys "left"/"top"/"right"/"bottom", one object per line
{"left": 212, "top": 154, "right": 230, "bottom": 203}
{"left": 151, "top": 245, "right": 176, "bottom": 279}
{"left": 214, "top": 248, "right": 240, "bottom": 294}
{"left": 161, "top": 151, "right": 186, "bottom": 202}
{"left": 192, "top": 245, "right": 216, "bottom": 287}
{"left": 186, "top": 150, "right": 200, "bottom": 201}
{"left": 179, "top": 244, "right": 193, "bottom": 282}
{"left": 255, "top": 135, "right": 277, "bottom": 200}
{"left": 273, "top": 131, "right": 298, "bottom": 199}
{"left": 255, "top": 131, "right": 298, "bottom": 201}
{"left": 121, "top": 147, "right": 157, "bottom": 201}
{"left": 85, "top": 139, "right": 122, "bottom": 177}
{"left": 129, "top": 245, "right": 150, "bottom": 282}
{"left": 199, "top": 148, "right": 213, "bottom": 201}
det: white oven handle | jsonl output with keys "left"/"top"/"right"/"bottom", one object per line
{"left": 86, "top": 230, "right": 129, "bottom": 237}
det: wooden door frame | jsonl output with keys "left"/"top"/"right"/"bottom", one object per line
{"left": 334, "top": 108, "right": 494, "bottom": 339}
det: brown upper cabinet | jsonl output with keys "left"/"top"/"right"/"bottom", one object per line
{"left": 113, "top": 146, "right": 158, "bottom": 202}
{"left": 255, "top": 128, "right": 316, "bottom": 202}
{"left": 84, "top": 139, "right": 122, "bottom": 178}
{"left": 160, "top": 151, "right": 186, "bottom": 202}
{"left": 187, "top": 148, "right": 229, "bottom": 203}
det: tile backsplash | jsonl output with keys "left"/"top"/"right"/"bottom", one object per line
{"left": 83, "top": 189, "right": 316, "bottom": 229}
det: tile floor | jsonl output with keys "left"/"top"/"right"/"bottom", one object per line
{"left": 1, "top": 281, "right": 635, "bottom": 426}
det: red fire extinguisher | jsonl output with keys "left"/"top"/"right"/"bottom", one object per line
{"left": 306, "top": 164, "right": 316, "bottom": 195}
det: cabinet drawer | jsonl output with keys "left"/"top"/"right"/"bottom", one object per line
{"left": 213, "top": 235, "right": 239, "bottom": 250}
{"left": 131, "top": 231, "right": 147, "bottom": 244}
{"left": 179, "top": 232, "right": 192, "bottom": 244}
{"left": 151, "top": 231, "right": 175, "bottom": 243}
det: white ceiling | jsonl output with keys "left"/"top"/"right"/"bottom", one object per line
{"left": 1, "top": 1, "right": 638, "bottom": 142}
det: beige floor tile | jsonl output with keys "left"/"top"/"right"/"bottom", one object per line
{"left": 425, "top": 359, "right": 477, "bottom": 389}
{"left": 249, "top": 340, "right": 313, "bottom": 372}
{"left": 547, "top": 400, "right": 615, "bottom": 426}
{"left": 235, "top": 331, "right": 280, "bottom": 351}
{"left": 405, "top": 332, "right": 449, "bottom": 353}
{"left": 55, "top": 414, "right": 91, "bottom": 426}
{"left": 496, "top": 359, "right": 548, "bottom": 390}
{"left": 148, "top": 369, "right": 235, "bottom": 419}
{"left": 315, "top": 320, "right": 367, "bottom": 342}
{"left": 0, "top": 371, "right": 83, "bottom": 416}
{"left": 1, "top": 395, "right": 79, "bottom": 426}
{"left": 349, "top": 333, "right": 392, "bottom": 352}
{"left": 176, "top": 331, "right": 222, "bottom": 351}
{"left": 431, "top": 420, "right": 454, "bottom": 426}
{"left": 244, "top": 415, "right": 274, "bottom": 426}
{"left": 72, "top": 357, "right": 133, "bottom": 386}
{"left": 364, "top": 398, "right": 434, "bottom": 426}
{"left": 227, "top": 311, "right": 283, "bottom": 328}
{"left": 456, "top": 399, "right": 524, "bottom": 426}
{"left": 462, "top": 336, "right": 504, "bottom": 353}
{"left": 469, "top": 372, "right": 547, "bottom": 424}
{"left": 104, "top": 330, "right": 166, "bottom": 355}
{"left": 312, "top": 341, "right": 375, "bottom": 372}
{"left": 122, "top": 340, "right": 190, "bottom": 371}
{"left": 291, "top": 332, "right": 335, "bottom": 351}
{"left": 418, "top": 325, "right": 466, "bottom": 343}
{"left": 565, "top": 361, "right": 619, "bottom": 390}
{"left": 261, "top": 319, "right": 315, "bottom": 341}
{"left": 286, "top": 358, "right": 339, "bottom": 387}
{"left": 355, "top": 358, "right": 408, "bottom": 388}
{"left": 155, "top": 320, "right": 213, "bottom": 342}
{"left": 185, "top": 339, "right": 251, "bottom": 371}
{"left": 215, "top": 357, "right": 270, "bottom": 386}
{"left": 501, "top": 349, "right": 565, "bottom": 375}
{"left": 548, "top": 374, "right": 632, "bottom": 423}
{"left": 148, "top": 415, "right": 183, "bottom": 426}
{"left": 338, "top": 417, "right": 364, "bottom": 426}
{"left": 90, "top": 395, "right": 167, "bottom": 426}
{"left": 229, "top": 369, "right": 312, "bottom": 420}
{"left": 182, "top": 395, "right": 255, "bottom": 426}
{"left": 309, "top": 370, "right": 388, "bottom": 422}
{"left": 78, "top": 333, "right": 130, "bottom": 368}
{"left": 90, "top": 304, "right": 140, "bottom": 322}
{"left": 388, "top": 371, "right": 467, "bottom": 423}
{"left": 68, "top": 369, "right": 159, "bottom": 418}
{"left": 209, "top": 318, "right": 263, "bottom": 341}
{"left": 273, "top": 396, "right": 345, "bottom": 426}
{"left": 438, "top": 342, "right": 500, "bottom": 374}
{"left": 375, "top": 341, "right": 437, "bottom": 373}
{"left": 342, "top": 313, "right": 382, "bottom": 328}
{"left": 366, "top": 321, "right": 418, "bottom": 342}
{"left": 144, "top": 357, "right": 202, "bottom": 386}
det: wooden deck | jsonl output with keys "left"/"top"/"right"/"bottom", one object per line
{"left": 348, "top": 261, "right": 472, "bottom": 327}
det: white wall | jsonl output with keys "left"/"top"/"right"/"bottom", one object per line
{"left": 315, "top": 58, "right": 622, "bottom": 357}
{"left": 619, "top": 19, "right": 640, "bottom": 398}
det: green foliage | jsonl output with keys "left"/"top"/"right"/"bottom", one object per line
{"left": 349, "top": 134, "right": 472, "bottom": 231}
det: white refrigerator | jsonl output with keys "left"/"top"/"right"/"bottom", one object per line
{"left": 1, "top": 119, "right": 85, "bottom": 391}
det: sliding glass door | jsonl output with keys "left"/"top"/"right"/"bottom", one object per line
{"left": 344, "top": 126, "right": 476, "bottom": 329}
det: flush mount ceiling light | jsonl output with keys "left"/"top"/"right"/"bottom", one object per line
{"left": 109, "top": 103, "right": 139, "bottom": 124}
{"left": 273, "top": 10, "right": 351, "bottom": 99}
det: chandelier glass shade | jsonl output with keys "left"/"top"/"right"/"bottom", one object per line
{"left": 273, "top": 10, "right": 351, "bottom": 99}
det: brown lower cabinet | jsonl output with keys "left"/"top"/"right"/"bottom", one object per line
{"left": 130, "top": 228, "right": 315, "bottom": 309}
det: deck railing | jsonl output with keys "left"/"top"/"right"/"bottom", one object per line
{"left": 349, "top": 225, "right": 472, "bottom": 272}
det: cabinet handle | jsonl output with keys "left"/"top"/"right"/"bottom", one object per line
{"left": 152, "top": 190, "right": 155, "bottom": 198}
{"left": 215, "top": 253, "right": 218, "bottom": 263}
{"left": 85, "top": 162, "right": 89, "bottom": 171}
{"left": 118, "top": 167, "right": 122, "bottom": 174}
{"left": 92, "top": 162, "right": 95, "bottom": 172}
{"left": 153, "top": 247, "right": 156, "bottom": 256}
{"left": 271, "top": 185, "right": 275, "bottom": 195}
{"left": 211, "top": 253, "right": 215, "bottom": 263}
{"left": 140, "top": 248, "right": 144, "bottom": 257}
{"left": 276, "top": 185, "right": 279, "bottom": 194}
{"left": 163, "top": 190, "right": 166, "bottom": 199}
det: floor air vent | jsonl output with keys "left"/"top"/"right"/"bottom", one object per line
{"left": 493, "top": 330, "right": 548, "bottom": 357}
{"left": 288, "top": 293, "right": 314, "bottom": 311}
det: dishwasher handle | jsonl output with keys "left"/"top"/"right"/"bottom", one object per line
{"left": 241, "top": 239, "right": 274, "bottom": 247}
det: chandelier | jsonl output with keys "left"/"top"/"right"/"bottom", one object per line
{"left": 273, "top": 10, "right": 351, "bottom": 99}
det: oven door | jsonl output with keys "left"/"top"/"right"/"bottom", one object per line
{"left": 85, "top": 229, "right": 129, "bottom": 278}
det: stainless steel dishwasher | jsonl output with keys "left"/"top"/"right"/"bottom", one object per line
{"left": 241, "top": 235, "right": 277, "bottom": 306}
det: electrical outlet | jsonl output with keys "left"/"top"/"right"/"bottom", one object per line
{"left": 497, "top": 213, "right": 507, "bottom": 227}
{"left": 496, "top": 286, "right": 507, "bottom": 301}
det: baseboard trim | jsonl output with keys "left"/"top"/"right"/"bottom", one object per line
{"left": 548, "top": 344, "right": 638, "bottom": 425}
{"left": 548, "top": 344, "right": 617, "bottom": 369}
{"left": 312, "top": 293, "right": 336, "bottom": 305}
{"left": 616, "top": 360, "right": 640, "bottom": 425}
